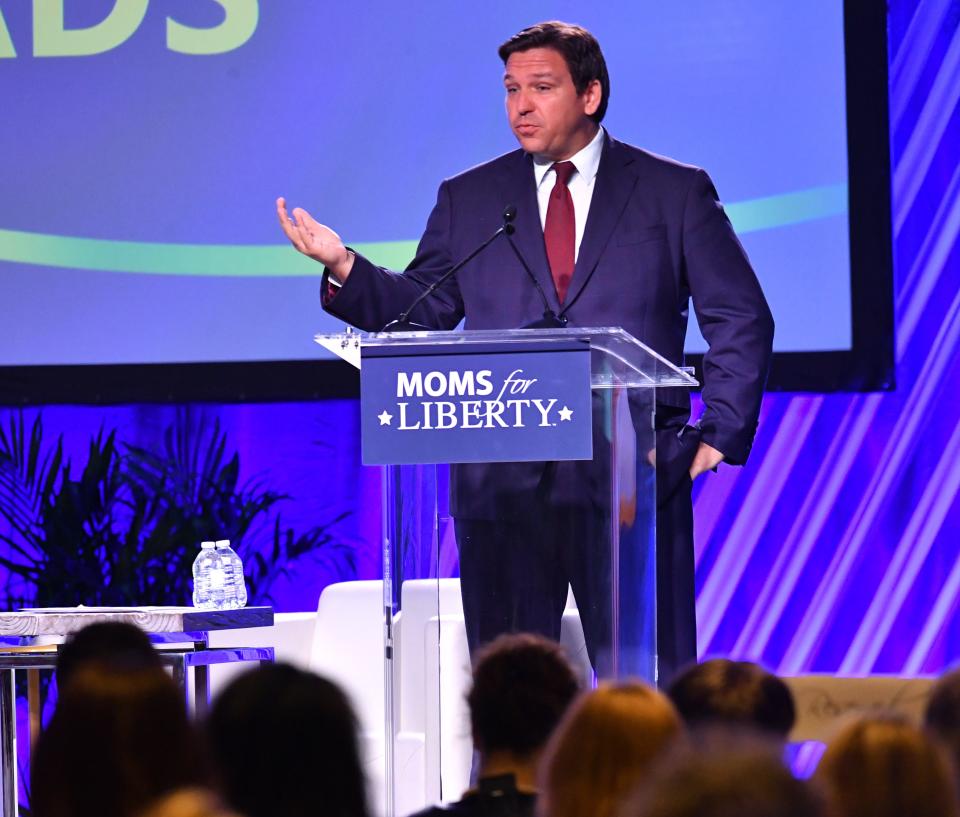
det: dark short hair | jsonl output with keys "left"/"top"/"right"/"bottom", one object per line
{"left": 468, "top": 633, "right": 580, "bottom": 757}
{"left": 666, "top": 659, "right": 796, "bottom": 738}
{"left": 498, "top": 21, "right": 610, "bottom": 124}
{"left": 207, "top": 664, "right": 369, "bottom": 817}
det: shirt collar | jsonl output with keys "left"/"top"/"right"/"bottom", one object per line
{"left": 533, "top": 125, "right": 605, "bottom": 189}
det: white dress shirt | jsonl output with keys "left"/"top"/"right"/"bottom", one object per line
{"left": 532, "top": 125, "right": 605, "bottom": 262}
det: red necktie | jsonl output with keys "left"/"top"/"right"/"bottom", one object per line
{"left": 544, "top": 161, "right": 577, "bottom": 304}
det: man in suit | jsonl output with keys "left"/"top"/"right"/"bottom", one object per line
{"left": 277, "top": 21, "right": 773, "bottom": 682}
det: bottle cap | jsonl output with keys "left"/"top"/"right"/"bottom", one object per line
{"left": 215, "top": 539, "right": 231, "bottom": 548}
{"left": 200, "top": 541, "right": 215, "bottom": 549}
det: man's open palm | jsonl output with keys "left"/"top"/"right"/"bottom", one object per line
{"left": 276, "top": 197, "right": 355, "bottom": 280}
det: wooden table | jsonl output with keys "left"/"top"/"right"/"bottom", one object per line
{"left": 0, "top": 606, "right": 275, "bottom": 817}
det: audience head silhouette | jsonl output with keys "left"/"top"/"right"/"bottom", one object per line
{"left": 206, "top": 662, "right": 369, "bottom": 817}
{"left": 32, "top": 663, "right": 206, "bottom": 817}
{"left": 666, "top": 658, "right": 795, "bottom": 739}
{"left": 469, "top": 632, "right": 581, "bottom": 760}
{"left": 815, "top": 714, "right": 959, "bottom": 817}
{"left": 624, "top": 732, "right": 823, "bottom": 817}
{"left": 539, "top": 682, "right": 681, "bottom": 817}
{"left": 924, "top": 665, "right": 960, "bottom": 787}
{"left": 55, "top": 620, "right": 162, "bottom": 691}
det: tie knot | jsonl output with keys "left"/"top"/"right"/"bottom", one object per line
{"left": 552, "top": 161, "right": 576, "bottom": 186}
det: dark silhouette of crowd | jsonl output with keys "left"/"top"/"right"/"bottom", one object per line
{"left": 27, "top": 622, "right": 960, "bottom": 817}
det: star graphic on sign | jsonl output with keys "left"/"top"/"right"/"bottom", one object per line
{"left": 558, "top": 406, "right": 574, "bottom": 422}
{"left": 378, "top": 410, "right": 393, "bottom": 426}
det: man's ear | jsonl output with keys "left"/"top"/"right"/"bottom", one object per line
{"left": 582, "top": 79, "right": 602, "bottom": 117}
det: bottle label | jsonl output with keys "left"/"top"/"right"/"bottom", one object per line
{"left": 209, "top": 568, "right": 226, "bottom": 589}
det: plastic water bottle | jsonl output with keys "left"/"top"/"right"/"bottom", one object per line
{"left": 192, "top": 541, "right": 226, "bottom": 609}
{"left": 215, "top": 539, "right": 248, "bottom": 609}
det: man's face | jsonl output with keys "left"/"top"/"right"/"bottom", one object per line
{"left": 503, "top": 47, "right": 601, "bottom": 161}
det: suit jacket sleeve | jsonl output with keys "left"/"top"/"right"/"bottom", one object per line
{"left": 682, "top": 169, "right": 774, "bottom": 465}
{"left": 321, "top": 180, "right": 465, "bottom": 332}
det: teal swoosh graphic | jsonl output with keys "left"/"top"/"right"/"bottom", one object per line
{"left": 0, "top": 183, "right": 846, "bottom": 276}
{"left": 724, "top": 183, "right": 848, "bottom": 233}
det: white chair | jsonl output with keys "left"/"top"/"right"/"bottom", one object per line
{"left": 309, "top": 580, "right": 390, "bottom": 817}
{"left": 398, "top": 579, "right": 472, "bottom": 803}
{"left": 206, "top": 611, "right": 318, "bottom": 699}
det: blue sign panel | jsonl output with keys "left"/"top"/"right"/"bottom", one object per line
{"left": 360, "top": 341, "right": 593, "bottom": 465}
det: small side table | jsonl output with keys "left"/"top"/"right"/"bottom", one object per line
{"left": 0, "top": 606, "right": 275, "bottom": 817}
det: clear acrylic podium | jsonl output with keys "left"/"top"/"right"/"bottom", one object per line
{"left": 317, "top": 327, "right": 697, "bottom": 817}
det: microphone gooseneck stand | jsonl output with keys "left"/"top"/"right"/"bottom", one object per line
{"left": 381, "top": 204, "right": 568, "bottom": 332}
{"left": 381, "top": 206, "right": 517, "bottom": 332}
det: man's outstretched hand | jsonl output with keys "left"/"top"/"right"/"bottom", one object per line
{"left": 276, "top": 197, "right": 355, "bottom": 282}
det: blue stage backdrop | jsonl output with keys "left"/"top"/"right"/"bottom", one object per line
{"left": 1, "top": 1, "right": 959, "bottom": 675}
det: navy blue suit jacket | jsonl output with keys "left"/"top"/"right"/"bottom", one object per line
{"left": 324, "top": 133, "right": 774, "bottom": 516}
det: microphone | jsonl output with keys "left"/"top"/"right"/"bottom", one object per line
{"left": 506, "top": 235, "right": 567, "bottom": 329}
{"left": 381, "top": 206, "right": 517, "bottom": 332}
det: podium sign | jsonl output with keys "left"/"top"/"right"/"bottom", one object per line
{"left": 360, "top": 339, "right": 592, "bottom": 465}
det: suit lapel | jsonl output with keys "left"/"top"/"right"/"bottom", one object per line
{"left": 497, "top": 151, "right": 562, "bottom": 313}
{"left": 562, "top": 134, "right": 638, "bottom": 312}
